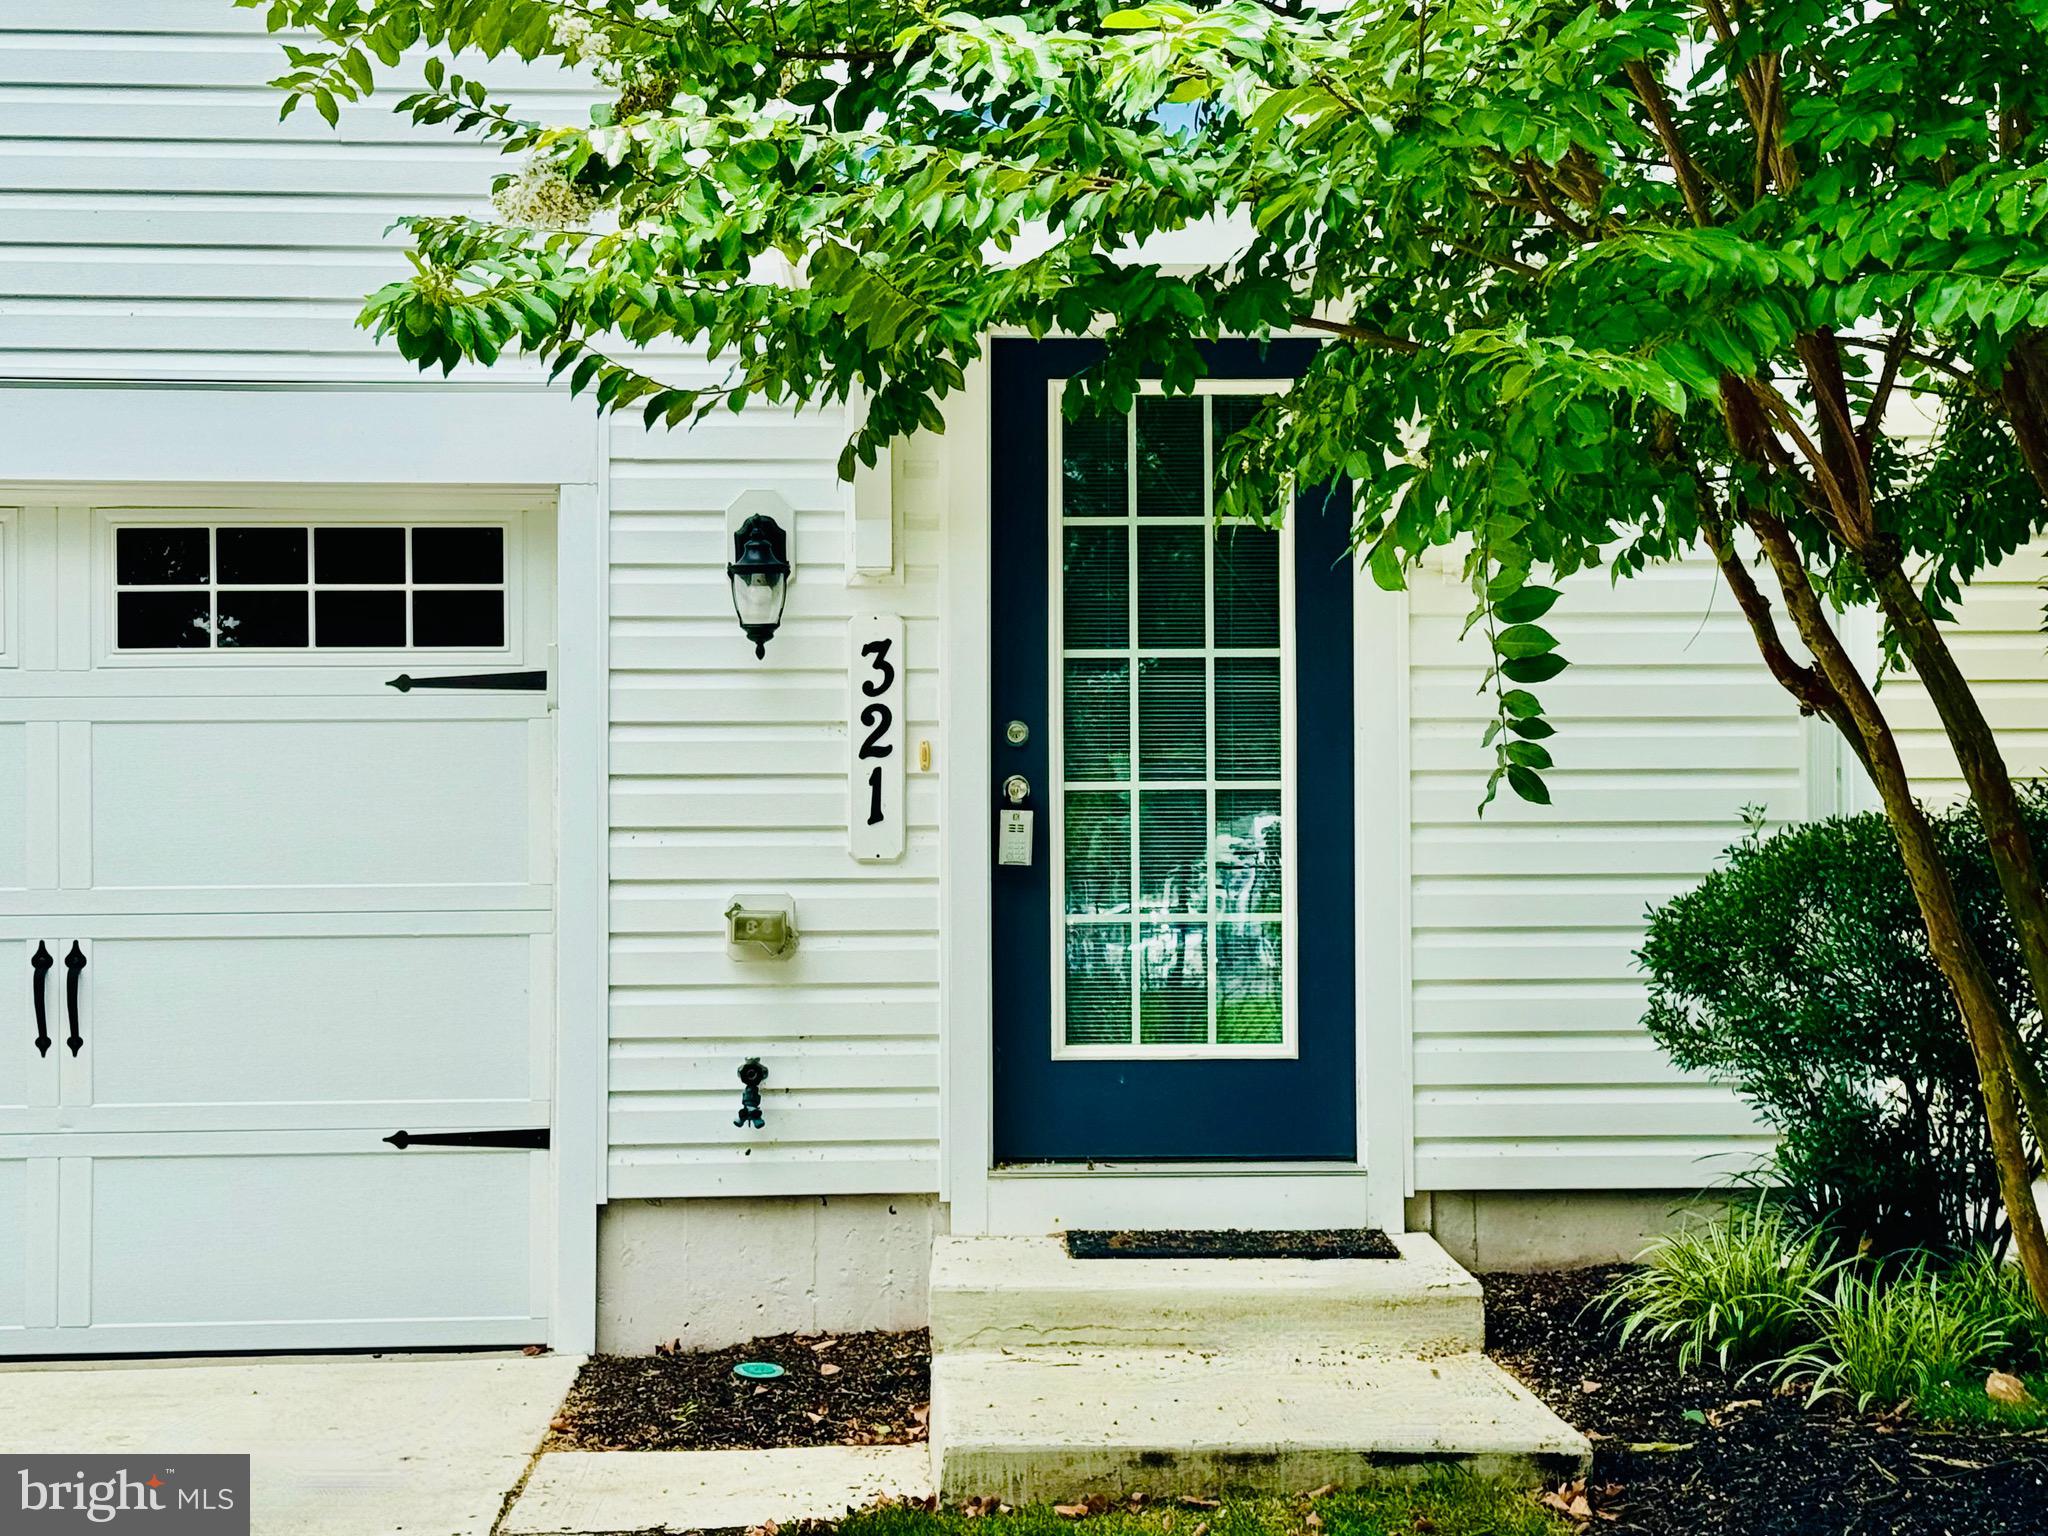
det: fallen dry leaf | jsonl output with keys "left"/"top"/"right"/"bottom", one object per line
{"left": 1300, "top": 1484, "right": 1336, "bottom": 1500}
{"left": 1304, "top": 1514, "right": 1322, "bottom": 1530}
{"left": 1578, "top": 1380, "right": 1602, "bottom": 1394}
{"left": 1191, "top": 1521, "right": 1210, "bottom": 1536}
{"left": 1179, "top": 1497, "right": 1221, "bottom": 1510}
{"left": 1988, "top": 1370, "right": 2035, "bottom": 1408}
{"left": 1623, "top": 1442, "right": 1694, "bottom": 1454}
{"left": 811, "top": 1337, "right": 840, "bottom": 1353}
{"left": 1053, "top": 1505, "right": 1090, "bottom": 1519}
{"left": 521, "top": 1344, "right": 547, "bottom": 1357}
{"left": 819, "top": 1362, "right": 842, "bottom": 1377}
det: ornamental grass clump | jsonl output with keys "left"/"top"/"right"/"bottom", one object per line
{"left": 1947, "top": 1247, "right": 2048, "bottom": 1369}
{"left": 1772, "top": 1263, "right": 2013, "bottom": 1412}
{"left": 1598, "top": 1200, "right": 1835, "bottom": 1373}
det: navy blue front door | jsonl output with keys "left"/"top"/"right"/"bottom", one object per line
{"left": 990, "top": 339, "right": 1357, "bottom": 1163}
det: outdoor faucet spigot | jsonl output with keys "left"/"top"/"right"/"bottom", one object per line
{"left": 734, "top": 1058, "right": 768, "bottom": 1129}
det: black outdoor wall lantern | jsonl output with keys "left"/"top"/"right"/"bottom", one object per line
{"left": 726, "top": 511, "right": 791, "bottom": 658}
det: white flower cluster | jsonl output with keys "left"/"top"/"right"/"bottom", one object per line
{"left": 550, "top": 10, "right": 615, "bottom": 63}
{"left": 492, "top": 159, "right": 599, "bottom": 229}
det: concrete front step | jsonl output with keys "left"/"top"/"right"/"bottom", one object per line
{"left": 930, "top": 1345, "right": 1589, "bottom": 1501}
{"left": 929, "top": 1232, "right": 1483, "bottom": 1356}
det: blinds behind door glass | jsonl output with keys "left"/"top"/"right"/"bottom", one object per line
{"left": 1057, "top": 394, "right": 1288, "bottom": 1051}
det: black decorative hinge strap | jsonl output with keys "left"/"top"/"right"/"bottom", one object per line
{"left": 386, "top": 671, "right": 547, "bottom": 693}
{"left": 29, "top": 942, "right": 52, "bottom": 1057}
{"left": 384, "top": 1127, "right": 550, "bottom": 1150}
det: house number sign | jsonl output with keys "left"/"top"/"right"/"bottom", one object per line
{"left": 848, "top": 613, "right": 906, "bottom": 862}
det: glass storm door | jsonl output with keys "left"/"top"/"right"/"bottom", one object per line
{"left": 990, "top": 339, "right": 1357, "bottom": 1162}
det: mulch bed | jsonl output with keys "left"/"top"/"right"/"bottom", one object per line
{"left": 1484, "top": 1266, "right": 2048, "bottom": 1536}
{"left": 1064, "top": 1228, "right": 1400, "bottom": 1260}
{"left": 547, "top": 1328, "right": 929, "bottom": 1451}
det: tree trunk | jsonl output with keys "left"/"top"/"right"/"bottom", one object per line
{"left": 1734, "top": 515, "right": 2048, "bottom": 1305}
{"left": 1865, "top": 559, "right": 2048, "bottom": 1152}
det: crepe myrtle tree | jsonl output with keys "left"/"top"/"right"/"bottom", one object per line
{"left": 243, "top": 0, "right": 2048, "bottom": 1300}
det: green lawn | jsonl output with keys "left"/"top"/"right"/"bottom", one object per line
{"left": 833, "top": 1479, "right": 1569, "bottom": 1536}
{"left": 1916, "top": 1369, "right": 2048, "bottom": 1431}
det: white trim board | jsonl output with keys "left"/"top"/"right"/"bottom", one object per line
{"left": 0, "top": 385, "right": 598, "bottom": 488}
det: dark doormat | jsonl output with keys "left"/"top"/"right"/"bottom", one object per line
{"left": 1062, "top": 1228, "right": 1400, "bottom": 1259}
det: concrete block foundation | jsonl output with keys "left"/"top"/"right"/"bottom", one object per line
{"left": 1412, "top": 1190, "right": 1737, "bottom": 1272}
{"left": 596, "top": 1194, "right": 946, "bottom": 1353}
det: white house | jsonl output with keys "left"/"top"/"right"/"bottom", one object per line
{"left": 2, "top": 2, "right": 2038, "bottom": 1366}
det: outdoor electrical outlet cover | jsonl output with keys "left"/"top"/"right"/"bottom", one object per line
{"left": 725, "top": 894, "right": 798, "bottom": 959}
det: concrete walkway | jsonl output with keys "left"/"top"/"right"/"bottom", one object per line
{"left": 0, "top": 1352, "right": 582, "bottom": 1536}
{"left": 503, "top": 1445, "right": 935, "bottom": 1535}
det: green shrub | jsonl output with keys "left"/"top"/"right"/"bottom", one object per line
{"left": 1639, "top": 794, "right": 2048, "bottom": 1257}
{"left": 1598, "top": 1200, "right": 1836, "bottom": 1372}
{"left": 1774, "top": 1263, "right": 2012, "bottom": 1411}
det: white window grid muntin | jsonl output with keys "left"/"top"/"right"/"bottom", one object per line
{"left": 104, "top": 513, "right": 518, "bottom": 660}
{"left": 1047, "top": 379, "right": 1301, "bottom": 1062}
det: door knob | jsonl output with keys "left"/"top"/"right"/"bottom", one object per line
{"left": 1002, "top": 774, "right": 1031, "bottom": 806}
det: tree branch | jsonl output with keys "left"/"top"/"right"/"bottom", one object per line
{"left": 1295, "top": 314, "right": 1425, "bottom": 354}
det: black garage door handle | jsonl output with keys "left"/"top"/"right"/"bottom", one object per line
{"left": 64, "top": 942, "right": 85, "bottom": 1056}
{"left": 29, "top": 942, "right": 51, "bottom": 1057}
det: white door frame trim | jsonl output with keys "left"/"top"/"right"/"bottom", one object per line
{"left": 0, "top": 381, "right": 608, "bottom": 1354}
{"left": 936, "top": 350, "right": 1413, "bottom": 1234}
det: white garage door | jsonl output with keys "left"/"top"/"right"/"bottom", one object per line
{"left": 0, "top": 496, "right": 557, "bottom": 1355}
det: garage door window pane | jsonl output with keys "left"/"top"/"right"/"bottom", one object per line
{"left": 117, "top": 527, "right": 209, "bottom": 586}
{"left": 315, "top": 590, "right": 407, "bottom": 648}
{"left": 412, "top": 526, "right": 504, "bottom": 585}
{"left": 315, "top": 527, "right": 405, "bottom": 585}
{"left": 217, "top": 590, "right": 310, "bottom": 649}
{"left": 217, "top": 527, "right": 306, "bottom": 586}
{"left": 412, "top": 589, "right": 505, "bottom": 648}
{"left": 118, "top": 591, "right": 213, "bottom": 649}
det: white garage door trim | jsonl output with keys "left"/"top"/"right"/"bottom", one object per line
{"left": 0, "top": 444, "right": 607, "bottom": 1356}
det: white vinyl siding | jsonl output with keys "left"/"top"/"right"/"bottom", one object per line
{"left": 1405, "top": 557, "right": 1798, "bottom": 1190}
{"left": 1885, "top": 539, "right": 2048, "bottom": 803}
{"left": 0, "top": 2, "right": 584, "bottom": 380}
{"left": 605, "top": 408, "right": 944, "bottom": 1197}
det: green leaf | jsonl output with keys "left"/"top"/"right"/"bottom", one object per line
{"left": 1494, "top": 623, "right": 1559, "bottom": 659}
{"left": 1496, "top": 585, "right": 1561, "bottom": 624}
{"left": 1100, "top": 9, "right": 1158, "bottom": 29}
{"left": 314, "top": 88, "right": 339, "bottom": 128}
{"left": 1506, "top": 764, "right": 1552, "bottom": 805}
{"left": 1501, "top": 652, "right": 1569, "bottom": 684}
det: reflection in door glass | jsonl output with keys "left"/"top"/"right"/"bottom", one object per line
{"left": 1055, "top": 395, "right": 1288, "bottom": 1050}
